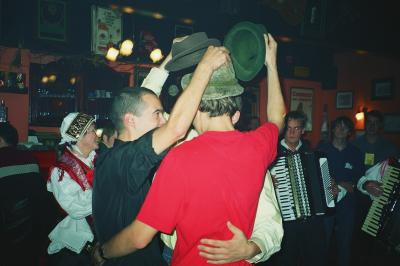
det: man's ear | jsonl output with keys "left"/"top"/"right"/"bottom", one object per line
{"left": 231, "top": 111, "right": 241, "bottom": 125}
{"left": 0, "top": 136, "right": 8, "bottom": 148}
{"left": 123, "top": 113, "right": 135, "bottom": 129}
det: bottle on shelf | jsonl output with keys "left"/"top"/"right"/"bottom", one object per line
{"left": 0, "top": 99, "right": 8, "bottom": 123}
{"left": 320, "top": 104, "right": 329, "bottom": 143}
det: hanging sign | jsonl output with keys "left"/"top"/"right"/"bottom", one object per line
{"left": 91, "top": 6, "right": 122, "bottom": 55}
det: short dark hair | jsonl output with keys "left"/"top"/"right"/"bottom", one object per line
{"left": 110, "top": 87, "right": 157, "bottom": 132}
{"left": 99, "top": 119, "right": 116, "bottom": 139}
{"left": 0, "top": 122, "right": 19, "bottom": 146}
{"left": 284, "top": 111, "right": 307, "bottom": 129}
{"left": 366, "top": 110, "right": 384, "bottom": 124}
{"left": 331, "top": 116, "right": 354, "bottom": 132}
{"left": 199, "top": 96, "right": 242, "bottom": 117}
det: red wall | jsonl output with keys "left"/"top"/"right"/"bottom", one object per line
{"left": 2, "top": 45, "right": 399, "bottom": 148}
{"left": 259, "top": 51, "right": 400, "bottom": 149}
{"left": 0, "top": 47, "right": 30, "bottom": 142}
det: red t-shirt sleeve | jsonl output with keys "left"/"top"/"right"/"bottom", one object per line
{"left": 252, "top": 122, "right": 279, "bottom": 167}
{"left": 137, "top": 150, "right": 184, "bottom": 234}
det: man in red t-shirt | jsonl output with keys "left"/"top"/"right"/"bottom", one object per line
{"left": 96, "top": 34, "right": 285, "bottom": 266}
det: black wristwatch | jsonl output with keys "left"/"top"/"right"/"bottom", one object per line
{"left": 99, "top": 245, "right": 108, "bottom": 261}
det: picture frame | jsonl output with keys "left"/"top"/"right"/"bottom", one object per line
{"left": 91, "top": 5, "right": 122, "bottom": 55}
{"left": 38, "top": 0, "right": 67, "bottom": 42}
{"left": 383, "top": 113, "right": 400, "bottom": 133}
{"left": 372, "top": 78, "right": 394, "bottom": 100}
{"left": 290, "top": 87, "right": 314, "bottom": 131}
{"left": 336, "top": 91, "right": 353, "bottom": 109}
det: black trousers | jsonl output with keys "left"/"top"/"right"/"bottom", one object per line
{"left": 272, "top": 216, "right": 327, "bottom": 266}
{"left": 47, "top": 248, "right": 91, "bottom": 266}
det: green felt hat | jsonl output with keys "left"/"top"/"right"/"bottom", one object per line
{"left": 181, "top": 61, "right": 244, "bottom": 100}
{"left": 224, "top": 21, "right": 267, "bottom": 81}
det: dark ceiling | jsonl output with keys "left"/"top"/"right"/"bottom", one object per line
{"left": 113, "top": 0, "right": 399, "bottom": 59}
{"left": 0, "top": 0, "right": 398, "bottom": 60}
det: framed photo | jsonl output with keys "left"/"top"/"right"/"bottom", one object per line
{"left": 38, "top": 0, "right": 66, "bottom": 41}
{"left": 91, "top": 5, "right": 122, "bottom": 55}
{"left": 383, "top": 113, "right": 400, "bottom": 133}
{"left": 336, "top": 91, "right": 353, "bottom": 109}
{"left": 290, "top": 87, "right": 314, "bottom": 131}
{"left": 372, "top": 78, "right": 394, "bottom": 100}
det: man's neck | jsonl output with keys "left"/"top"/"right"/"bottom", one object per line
{"left": 284, "top": 139, "right": 300, "bottom": 151}
{"left": 332, "top": 138, "right": 347, "bottom": 151}
{"left": 118, "top": 130, "right": 140, "bottom": 142}
{"left": 203, "top": 116, "right": 235, "bottom": 133}
{"left": 365, "top": 133, "right": 378, "bottom": 144}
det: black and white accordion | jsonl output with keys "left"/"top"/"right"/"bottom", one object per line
{"left": 362, "top": 159, "right": 400, "bottom": 249}
{"left": 273, "top": 151, "right": 335, "bottom": 221}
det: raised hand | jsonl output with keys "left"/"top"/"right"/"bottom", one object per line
{"left": 264, "top": 33, "right": 278, "bottom": 71}
{"left": 198, "top": 46, "right": 230, "bottom": 72}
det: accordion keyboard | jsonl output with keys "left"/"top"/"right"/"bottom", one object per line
{"left": 362, "top": 165, "right": 400, "bottom": 237}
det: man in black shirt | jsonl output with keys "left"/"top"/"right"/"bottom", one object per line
{"left": 92, "top": 45, "right": 229, "bottom": 265}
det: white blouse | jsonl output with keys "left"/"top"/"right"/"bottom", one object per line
{"left": 47, "top": 146, "right": 95, "bottom": 254}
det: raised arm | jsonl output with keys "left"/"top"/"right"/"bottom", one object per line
{"left": 152, "top": 46, "right": 229, "bottom": 154}
{"left": 265, "top": 34, "right": 285, "bottom": 131}
{"left": 141, "top": 36, "right": 187, "bottom": 96}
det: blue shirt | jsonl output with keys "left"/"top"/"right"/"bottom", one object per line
{"left": 317, "top": 142, "right": 364, "bottom": 185}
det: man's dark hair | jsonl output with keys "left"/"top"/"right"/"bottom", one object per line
{"left": 284, "top": 111, "right": 307, "bottom": 129}
{"left": 110, "top": 87, "right": 157, "bottom": 132}
{"left": 99, "top": 120, "right": 116, "bottom": 139}
{"left": 331, "top": 116, "right": 354, "bottom": 132}
{"left": 366, "top": 110, "right": 384, "bottom": 124}
{"left": 0, "top": 122, "right": 19, "bottom": 146}
{"left": 199, "top": 96, "right": 242, "bottom": 117}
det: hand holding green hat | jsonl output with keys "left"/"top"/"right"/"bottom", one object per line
{"left": 224, "top": 21, "right": 267, "bottom": 81}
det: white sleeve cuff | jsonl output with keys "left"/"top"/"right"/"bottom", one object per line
{"left": 140, "top": 67, "right": 169, "bottom": 97}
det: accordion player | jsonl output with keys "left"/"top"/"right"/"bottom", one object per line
{"left": 361, "top": 157, "right": 400, "bottom": 251}
{"left": 271, "top": 151, "right": 335, "bottom": 221}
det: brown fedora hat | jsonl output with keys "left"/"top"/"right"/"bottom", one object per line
{"left": 165, "top": 32, "right": 221, "bottom": 72}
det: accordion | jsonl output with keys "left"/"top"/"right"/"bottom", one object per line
{"left": 273, "top": 151, "right": 335, "bottom": 221}
{"left": 362, "top": 159, "right": 400, "bottom": 250}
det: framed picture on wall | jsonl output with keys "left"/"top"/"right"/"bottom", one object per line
{"left": 336, "top": 91, "right": 353, "bottom": 109}
{"left": 372, "top": 78, "right": 394, "bottom": 100}
{"left": 38, "top": 0, "right": 67, "bottom": 41}
{"left": 383, "top": 113, "right": 400, "bottom": 133}
{"left": 290, "top": 87, "right": 314, "bottom": 131}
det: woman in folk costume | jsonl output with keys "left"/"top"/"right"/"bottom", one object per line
{"left": 47, "top": 112, "right": 98, "bottom": 265}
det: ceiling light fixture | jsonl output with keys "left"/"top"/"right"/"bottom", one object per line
{"left": 119, "top": 39, "right": 134, "bottom": 56}
{"left": 150, "top": 48, "right": 163, "bottom": 63}
{"left": 106, "top": 47, "right": 119, "bottom": 61}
